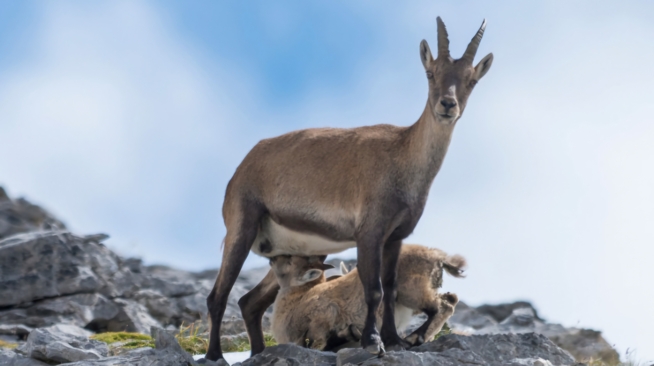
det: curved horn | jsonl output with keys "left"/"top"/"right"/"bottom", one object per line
{"left": 461, "top": 19, "right": 486, "bottom": 63}
{"left": 436, "top": 16, "right": 450, "bottom": 58}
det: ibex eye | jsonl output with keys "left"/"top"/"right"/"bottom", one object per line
{"left": 426, "top": 71, "right": 433, "bottom": 79}
{"left": 469, "top": 80, "right": 477, "bottom": 88}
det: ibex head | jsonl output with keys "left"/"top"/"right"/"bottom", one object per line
{"left": 269, "top": 255, "right": 334, "bottom": 288}
{"left": 420, "top": 17, "right": 493, "bottom": 125}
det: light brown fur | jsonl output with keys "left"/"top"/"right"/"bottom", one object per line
{"left": 270, "top": 244, "right": 466, "bottom": 350}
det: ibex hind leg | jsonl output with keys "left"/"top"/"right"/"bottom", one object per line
{"left": 238, "top": 268, "right": 279, "bottom": 356}
{"left": 205, "top": 201, "right": 264, "bottom": 361}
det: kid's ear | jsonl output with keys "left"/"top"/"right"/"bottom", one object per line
{"left": 299, "top": 268, "right": 323, "bottom": 284}
{"left": 340, "top": 261, "right": 349, "bottom": 274}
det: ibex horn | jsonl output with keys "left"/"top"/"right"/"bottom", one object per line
{"left": 436, "top": 16, "right": 450, "bottom": 58}
{"left": 461, "top": 19, "right": 486, "bottom": 63}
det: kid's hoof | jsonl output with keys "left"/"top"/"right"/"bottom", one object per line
{"left": 404, "top": 333, "right": 424, "bottom": 347}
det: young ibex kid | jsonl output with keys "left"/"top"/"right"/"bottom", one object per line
{"left": 270, "top": 244, "right": 466, "bottom": 351}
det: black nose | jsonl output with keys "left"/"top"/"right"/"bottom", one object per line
{"left": 440, "top": 98, "right": 457, "bottom": 110}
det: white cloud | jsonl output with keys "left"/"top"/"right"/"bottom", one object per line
{"left": 0, "top": 1, "right": 252, "bottom": 265}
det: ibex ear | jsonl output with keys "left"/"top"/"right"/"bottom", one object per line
{"left": 474, "top": 53, "right": 493, "bottom": 80}
{"left": 420, "top": 40, "right": 434, "bottom": 70}
{"left": 340, "top": 261, "right": 349, "bottom": 275}
{"left": 299, "top": 268, "right": 323, "bottom": 284}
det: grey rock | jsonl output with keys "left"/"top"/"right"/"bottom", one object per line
{"left": 133, "top": 289, "right": 180, "bottom": 325}
{"left": 411, "top": 333, "right": 576, "bottom": 365}
{"left": 58, "top": 347, "right": 193, "bottom": 366}
{"left": 0, "top": 231, "right": 104, "bottom": 307}
{"left": 196, "top": 357, "right": 229, "bottom": 366}
{"left": 0, "top": 324, "right": 32, "bottom": 340}
{"left": 0, "top": 189, "right": 66, "bottom": 241}
{"left": 58, "top": 326, "right": 197, "bottom": 366}
{"left": 17, "top": 325, "right": 108, "bottom": 363}
{"left": 448, "top": 301, "right": 498, "bottom": 332}
{"left": 0, "top": 293, "right": 120, "bottom": 331}
{"left": 548, "top": 328, "right": 620, "bottom": 365}
{"left": 237, "top": 344, "right": 337, "bottom": 366}
{"left": 151, "top": 326, "right": 195, "bottom": 364}
{"left": 108, "top": 298, "right": 162, "bottom": 333}
{"left": 476, "top": 301, "right": 544, "bottom": 322}
{"left": 450, "top": 304, "right": 618, "bottom": 364}
{"left": 359, "top": 348, "right": 485, "bottom": 366}
{"left": 336, "top": 347, "right": 378, "bottom": 366}
{"left": 0, "top": 348, "right": 51, "bottom": 366}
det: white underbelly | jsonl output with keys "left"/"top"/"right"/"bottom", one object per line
{"left": 251, "top": 217, "right": 356, "bottom": 258}
{"left": 394, "top": 304, "right": 414, "bottom": 332}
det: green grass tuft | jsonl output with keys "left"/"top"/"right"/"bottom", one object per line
{"left": 0, "top": 339, "right": 18, "bottom": 349}
{"left": 90, "top": 332, "right": 153, "bottom": 344}
{"left": 433, "top": 322, "right": 452, "bottom": 341}
{"left": 220, "top": 333, "right": 277, "bottom": 353}
{"left": 89, "top": 322, "right": 279, "bottom": 356}
{"left": 176, "top": 322, "right": 209, "bottom": 355}
{"left": 90, "top": 332, "right": 155, "bottom": 354}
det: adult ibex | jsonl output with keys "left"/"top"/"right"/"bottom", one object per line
{"left": 205, "top": 17, "right": 493, "bottom": 361}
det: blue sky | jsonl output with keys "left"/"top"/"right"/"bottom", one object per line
{"left": 1, "top": 0, "right": 653, "bottom": 361}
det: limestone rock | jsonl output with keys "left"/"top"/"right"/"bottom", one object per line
{"left": 0, "top": 348, "right": 50, "bottom": 366}
{"left": 106, "top": 298, "right": 162, "bottom": 334}
{"left": 0, "top": 189, "right": 66, "bottom": 241}
{"left": 449, "top": 303, "right": 618, "bottom": 364}
{"left": 16, "top": 325, "right": 108, "bottom": 363}
{"left": 57, "top": 327, "right": 198, "bottom": 366}
{"left": 549, "top": 328, "right": 620, "bottom": 365}
{"left": 411, "top": 333, "right": 576, "bottom": 365}
{"left": 235, "top": 344, "right": 337, "bottom": 366}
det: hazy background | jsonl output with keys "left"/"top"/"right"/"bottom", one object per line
{"left": 1, "top": 0, "right": 652, "bottom": 361}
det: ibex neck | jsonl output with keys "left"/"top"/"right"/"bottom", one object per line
{"left": 402, "top": 103, "right": 455, "bottom": 184}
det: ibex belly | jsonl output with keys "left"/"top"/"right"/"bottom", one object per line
{"left": 251, "top": 217, "right": 356, "bottom": 258}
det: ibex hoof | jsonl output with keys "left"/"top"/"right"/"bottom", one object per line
{"left": 362, "top": 333, "right": 385, "bottom": 355}
{"left": 364, "top": 342, "right": 385, "bottom": 355}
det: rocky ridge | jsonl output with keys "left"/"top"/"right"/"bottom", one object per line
{"left": 0, "top": 187, "right": 619, "bottom": 365}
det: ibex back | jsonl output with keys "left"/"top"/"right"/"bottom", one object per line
{"left": 205, "top": 16, "right": 493, "bottom": 361}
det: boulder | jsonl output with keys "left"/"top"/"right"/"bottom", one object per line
{"left": 0, "top": 232, "right": 103, "bottom": 307}
{"left": 449, "top": 303, "right": 618, "bottom": 364}
{"left": 410, "top": 333, "right": 576, "bottom": 365}
{"left": 104, "top": 298, "right": 162, "bottom": 334}
{"left": 0, "top": 293, "right": 120, "bottom": 331}
{"left": 56, "top": 327, "right": 199, "bottom": 366}
{"left": 233, "top": 344, "right": 337, "bottom": 366}
{"left": 16, "top": 324, "right": 108, "bottom": 363}
{"left": 230, "top": 333, "right": 575, "bottom": 366}
{"left": 0, "top": 348, "right": 50, "bottom": 366}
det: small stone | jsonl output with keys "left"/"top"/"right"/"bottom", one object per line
{"left": 336, "top": 347, "right": 378, "bottom": 366}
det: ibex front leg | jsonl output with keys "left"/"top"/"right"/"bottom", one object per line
{"left": 356, "top": 229, "right": 385, "bottom": 355}
{"left": 380, "top": 238, "right": 411, "bottom": 351}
